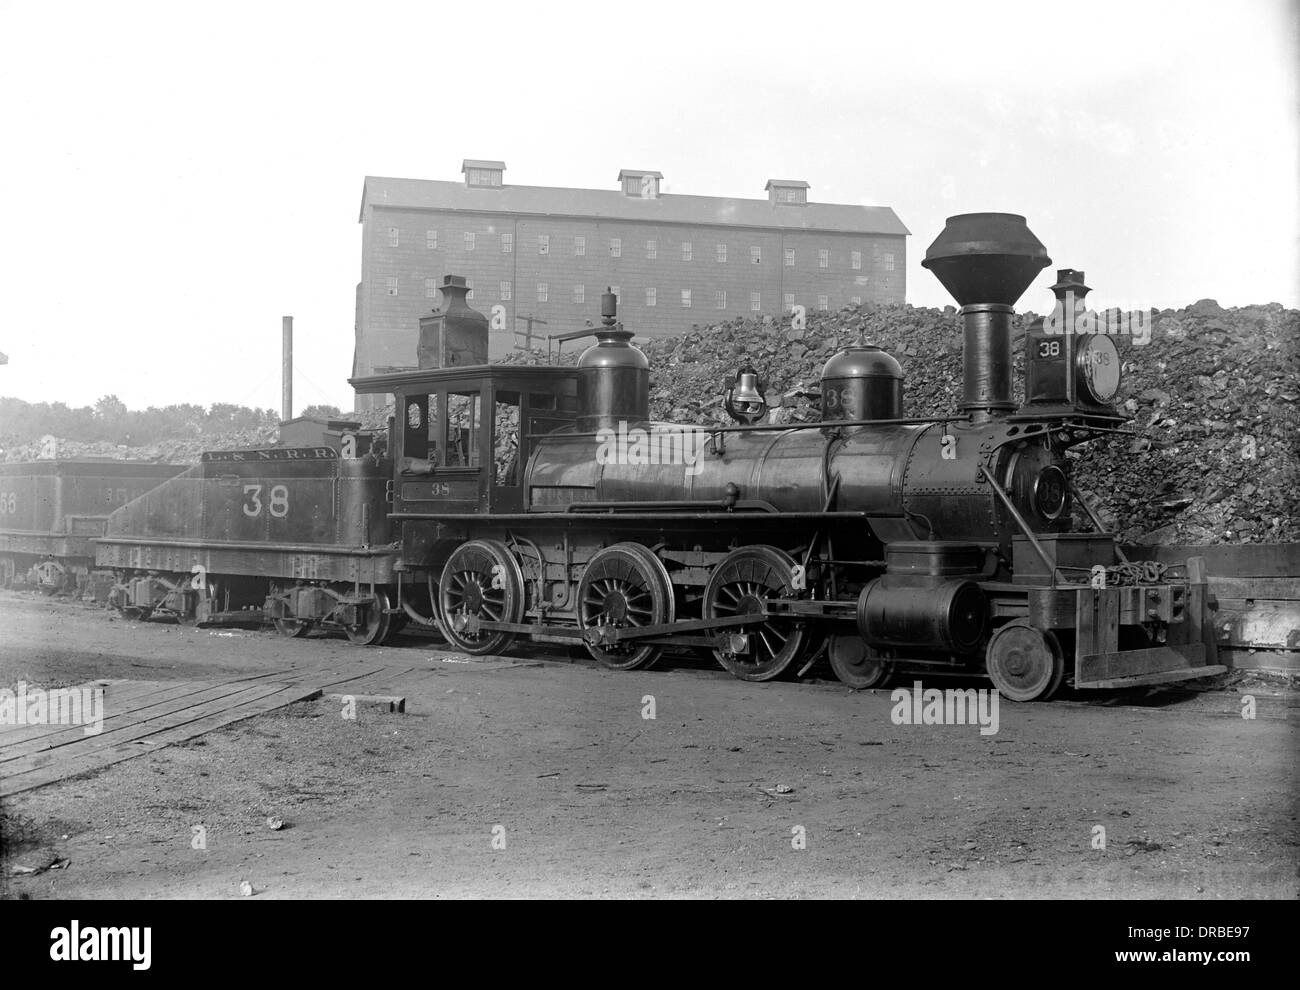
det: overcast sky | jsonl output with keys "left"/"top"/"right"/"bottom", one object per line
{"left": 0, "top": 0, "right": 1295, "bottom": 414}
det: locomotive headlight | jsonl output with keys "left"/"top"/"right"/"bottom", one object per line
{"left": 1076, "top": 335, "right": 1121, "bottom": 404}
{"left": 1033, "top": 465, "right": 1068, "bottom": 521}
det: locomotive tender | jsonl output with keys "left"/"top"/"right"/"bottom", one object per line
{"left": 341, "top": 213, "right": 1224, "bottom": 701}
{"left": 91, "top": 433, "right": 434, "bottom": 644}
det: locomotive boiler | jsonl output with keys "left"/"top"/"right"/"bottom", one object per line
{"left": 349, "top": 214, "right": 1223, "bottom": 700}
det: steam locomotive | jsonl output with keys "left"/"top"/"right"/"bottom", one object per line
{"left": 331, "top": 212, "right": 1224, "bottom": 701}
{"left": 72, "top": 212, "right": 1222, "bottom": 700}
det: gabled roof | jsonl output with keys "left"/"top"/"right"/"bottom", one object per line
{"left": 462, "top": 159, "right": 506, "bottom": 172}
{"left": 618, "top": 169, "right": 664, "bottom": 180}
{"left": 359, "top": 176, "right": 909, "bottom": 236}
{"left": 765, "top": 179, "right": 811, "bottom": 190}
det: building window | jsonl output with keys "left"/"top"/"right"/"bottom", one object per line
{"left": 750, "top": 246, "right": 761, "bottom": 264}
{"left": 388, "top": 227, "right": 399, "bottom": 247}
{"left": 464, "top": 231, "right": 475, "bottom": 251}
{"left": 426, "top": 230, "right": 438, "bottom": 250}
{"left": 750, "top": 291, "right": 760, "bottom": 311}
{"left": 386, "top": 276, "right": 398, "bottom": 297}
{"left": 574, "top": 284, "right": 585, "bottom": 304}
{"left": 716, "top": 243, "right": 727, "bottom": 263}
{"left": 537, "top": 283, "right": 548, "bottom": 303}
{"left": 851, "top": 295, "right": 862, "bottom": 306}
{"left": 646, "top": 239, "right": 657, "bottom": 260}
{"left": 783, "top": 292, "right": 795, "bottom": 311}
{"left": 501, "top": 232, "right": 513, "bottom": 253}
{"left": 774, "top": 186, "right": 807, "bottom": 205}
{"left": 501, "top": 281, "right": 512, "bottom": 301}
{"left": 715, "top": 290, "right": 726, "bottom": 309}
{"left": 574, "top": 236, "right": 586, "bottom": 256}
{"left": 681, "top": 241, "right": 692, "bottom": 262}
{"left": 851, "top": 250, "right": 862, "bottom": 270}
{"left": 681, "top": 289, "right": 692, "bottom": 308}
{"left": 610, "top": 238, "right": 621, "bottom": 257}
{"left": 784, "top": 247, "right": 795, "bottom": 267}
{"left": 817, "top": 294, "right": 828, "bottom": 311}
{"left": 882, "top": 253, "right": 895, "bottom": 271}
{"left": 646, "top": 287, "right": 656, "bottom": 307}
{"left": 426, "top": 278, "right": 437, "bottom": 299}
{"left": 538, "top": 234, "right": 549, "bottom": 255}
{"left": 819, "top": 249, "right": 829, "bottom": 269}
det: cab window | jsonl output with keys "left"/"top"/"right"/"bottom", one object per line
{"left": 445, "top": 391, "right": 480, "bottom": 467}
{"left": 495, "top": 391, "right": 521, "bottom": 487}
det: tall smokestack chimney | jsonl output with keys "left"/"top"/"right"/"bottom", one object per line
{"left": 281, "top": 316, "right": 293, "bottom": 422}
{"left": 921, "top": 213, "right": 1051, "bottom": 422}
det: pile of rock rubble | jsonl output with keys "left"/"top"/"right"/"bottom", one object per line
{"left": 509, "top": 297, "right": 1298, "bottom": 545}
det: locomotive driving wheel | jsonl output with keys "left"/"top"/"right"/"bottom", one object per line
{"left": 702, "top": 546, "right": 807, "bottom": 682}
{"left": 827, "top": 633, "right": 893, "bottom": 690}
{"left": 985, "top": 619, "right": 1065, "bottom": 702}
{"left": 438, "top": 540, "right": 525, "bottom": 655}
{"left": 577, "top": 543, "right": 675, "bottom": 670}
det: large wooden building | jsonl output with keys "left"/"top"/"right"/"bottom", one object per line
{"left": 354, "top": 161, "right": 908, "bottom": 401}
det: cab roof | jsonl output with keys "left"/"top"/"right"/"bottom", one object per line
{"left": 349, "top": 363, "right": 579, "bottom": 395}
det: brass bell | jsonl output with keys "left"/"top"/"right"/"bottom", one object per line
{"left": 725, "top": 365, "right": 768, "bottom": 424}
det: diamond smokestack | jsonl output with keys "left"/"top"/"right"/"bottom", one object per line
{"left": 922, "top": 213, "right": 1051, "bottom": 420}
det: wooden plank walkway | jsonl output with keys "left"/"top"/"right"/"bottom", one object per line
{"left": 0, "top": 658, "right": 443, "bottom": 797}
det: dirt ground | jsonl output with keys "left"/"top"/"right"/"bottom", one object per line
{"left": 1, "top": 590, "right": 1296, "bottom": 899}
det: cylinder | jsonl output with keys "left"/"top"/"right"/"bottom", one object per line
{"left": 857, "top": 575, "right": 988, "bottom": 653}
{"left": 959, "top": 303, "right": 1015, "bottom": 420}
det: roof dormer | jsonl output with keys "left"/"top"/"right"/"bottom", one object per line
{"left": 765, "top": 179, "right": 809, "bottom": 206}
{"left": 462, "top": 159, "right": 505, "bottom": 188}
{"left": 618, "top": 169, "right": 662, "bottom": 199}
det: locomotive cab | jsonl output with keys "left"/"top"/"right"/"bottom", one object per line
{"left": 352, "top": 365, "right": 581, "bottom": 517}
